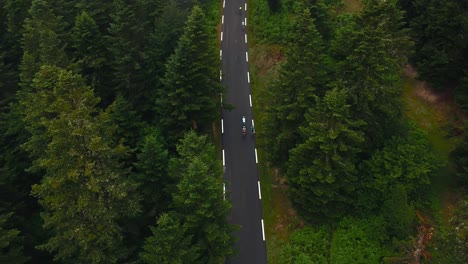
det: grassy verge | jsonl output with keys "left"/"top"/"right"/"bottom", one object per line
{"left": 401, "top": 69, "right": 464, "bottom": 230}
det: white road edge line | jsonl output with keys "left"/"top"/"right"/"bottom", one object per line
{"left": 261, "top": 219, "right": 265, "bottom": 241}
{"left": 223, "top": 183, "right": 226, "bottom": 200}
{"left": 245, "top": 17, "right": 247, "bottom": 26}
{"left": 220, "top": 70, "right": 222, "bottom": 81}
{"left": 245, "top": 34, "right": 247, "bottom": 43}
{"left": 258, "top": 181, "right": 262, "bottom": 199}
{"left": 222, "top": 149, "right": 225, "bottom": 166}
{"left": 245, "top": 3, "right": 247, "bottom": 11}
{"left": 221, "top": 32, "right": 223, "bottom": 41}
{"left": 220, "top": 50, "right": 222, "bottom": 60}
{"left": 247, "top": 72, "right": 250, "bottom": 83}
{"left": 249, "top": 94, "right": 252, "bottom": 107}
{"left": 255, "top": 148, "right": 258, "bottom": 163}
{"left": 221, "top": 119, "right": 224, "bottom": 134}
{"left": 252, "top": 119, "right": 255, "bottom": 127}
{"left": 222, "top": 15, "right": 224, "bottom": 24}
{"left": 246, "top": 51, "right": 248, "bottom": 62}
{"left": 223, "top": 0, "right": 225, "bottom": 8}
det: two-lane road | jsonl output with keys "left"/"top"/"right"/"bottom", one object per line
{"left": 220, "top": 1, "right": 268, "bottom": 263}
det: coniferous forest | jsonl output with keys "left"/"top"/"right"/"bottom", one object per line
{"left": 0, "top": 0, "right": 233, "bottom": 263}
{"left": 252, "top": 0, "right": 467, "bottom": 263}
{"left": 0, "top": 0, "right": 467, "bottom": 263}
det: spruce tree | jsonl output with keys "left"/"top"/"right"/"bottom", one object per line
{"left": 134, "top": 127, "right": 170, "bottom": 215}
{"left": 107, "top": 0, "right": 143, "bottom": 108}
{"left": 287, "top": 88, "right": 365, "bottom": 221}
{"left": 71, "top": 11, "right": 109, "bottom": 102}
{"left": 0, "top": 212, "right": 29, "bottom": 263}
{"left": 156, "top": 6, "right": 221, "bottom": 142}
{"left": 140, "top": 213, "right": 197, "bottom": 264}
{"left": 410, "top": 0, "right": 468, "bottom": 89}
{"left": 26, "top": 66, "right": 139, "bottom": 263}
{"left": 20, "top": 0, "right": 67, "bottom": 89}
{"left": 331, "top": 0, "right": 412, "bottom": 150}
{"left": 169, "top": 131, "right": 234, "bottom": 263}
{"left": 264, "top": 8, "right": 329, "bottom": 168}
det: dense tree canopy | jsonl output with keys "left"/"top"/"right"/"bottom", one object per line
{"left": 156, "top": 6, "right": 222, "bottom": 142}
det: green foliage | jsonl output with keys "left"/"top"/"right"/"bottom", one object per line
{"left": 330, "top": 216, "right": 386, "bottom": 264}
{"left": 365, "top": 124, "right": 443, "bottom": 196}
{"left": 25, "top": 66, "right": 139, "bottom": 263}
{"left": 287, "top": 88, "right": 365, "bottom": 221}
{"left": 409, "top": 0, "right": 468, "bottom": 90}
{"left": 0, "top": 1, "right": 21, "bottom": 105}
{"left": 107, "top": 0, "right": 145, "bottom": 109}
{"left": 168, "top": 131, "right": 235, "bottom": 263}
{"left": 144, "top": 0, "right": 187, "bottom": 100}
{"left": 156, "top": 5, "right": 221, "bottom": 142}
{"left": 264, "top": 7, "right": 331, "bottom": 167}
{"left": 71, "top": 11, "right": 110, "bottom": 103}
{"left": 380, "top": 184, "right": 415, "bottom": 239}
{"left": 455, "top": 72, "right": 468, "bottom": 113}
{"left": 140, "top": 213, "right": 197, "bottom": 264}
{"left": 0, "top": 212, "right": 28, "bottom": 263}
{"left": 250, "top": 0, "right": 296, "bottom": 43}
{"left": 134, "top": 127, "right": 170, "bottom": 214}
{"left": 430, "top": 196, "right": 468, "bottom": 264}
{"left": 452, "top": 121, "right": 468, "bottom": 186}
{"left": 331, "top": 0, "right": 412, "bottom": 150}
{"left": 20, "top": 0, "right": 67, "bottom": 89}
{"left": 279, "top": 226, "right": 330, "bottom": 264}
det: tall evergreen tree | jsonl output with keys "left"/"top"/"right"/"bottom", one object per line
{"left": 156, "top": 6, "right": 222, "bottom": 142}
{"left": 107, "top": 0, "right": 144, "bottom": 109}
{"left": 0, "top": 1, "right": 23, "bottom": 105}
{"left": 264, "top": 7, "right": 330, "bottom": 168}
{"left": 144, "top": 0, "right": 187, "bottom": 110}
{"left": 140, "top": 213, "right": 197, "bottom": 264}
{"left": 25, "top": 66, "right": 139, "bottom": 263}
{"left": 19, "top": 0, "right": 67, "bottom": 89}
{"left": 409, "top": 0, "right": 468, "bottom": 89}
{"left": 287, "top": 88, "right": 365, "bottom": 221}
{"left": 134, "top": 127, "right": 169, "bottom": 216}
{"left": 331, "top": 0, "right": 412, "bottom": 150}
{"left": 169, "top": 131, "right": 234, "bottom": 263}
{"left": 0, "top": 212, "right": 29, "bottom": 263}
{"left": 71, "top": 11, "right": 110, "bottom": 103}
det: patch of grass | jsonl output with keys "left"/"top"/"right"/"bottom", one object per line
{"left": 342, "top": 0, "right": 363, "bottom": 13}
{"left": 403, "top": 78, "right": 458, "bottom": 156}
{"left": 402, "top": 73, "right": 463, "bottom": 231}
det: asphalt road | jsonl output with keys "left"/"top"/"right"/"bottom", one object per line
{"left": 220, "top": 1, "right": 268, "bottom": 263}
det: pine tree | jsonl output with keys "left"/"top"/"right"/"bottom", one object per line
{"left": 0, "top": 1, "right": 23, "bottom": 105}
{"left": 287, "top": 88, "right": 365, "bottom": 221}
{"left": 140, "top": 213, "right": 197, "bottom": 264}
{"left": 71, "top": 11, "right": 110, "bottom": 101}
{"left": 0, "top": 212, "right": 29, "bottom": 263}
{"left": 107, "top": 0, "right": 144, "bottom": 108}
{"left": 410, "top": 0, "right": 468, "bottom": 90}
{"left": 264, "top": 7, "right": 330, "bottom": 168}
{"left": 26, "top": 66, "right": 139, "bottom": 263}
{"left": 144, "top": 0, "right": 187, "bottom": 107}
{"left": 20, "top": 0, "right": 67, "bottom": 89}
{"left": 156, "top": 6, "right": 222, "bottom": 142}
{"left": 169, "top": 131, "right": 234, "bottom": 263}
{"left": 331, "top": 0, "right": 412, "bottom": 150}
{"left": 134, "top": 127, "right": 170, "bottom": 215}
